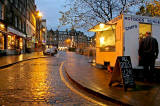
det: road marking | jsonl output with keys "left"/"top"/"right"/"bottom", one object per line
{"left": 59, "top": 61, "right": 107, "bottom": 106}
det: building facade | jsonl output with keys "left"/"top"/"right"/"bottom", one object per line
{"left": 46, "top": 29, "right": 90, "bottom": 50}
{"left": 26, "top": 0, "right": 36, "bottom": 53}
{"left": 41, "top": 19, "right": 47, "bottom": 47}
{"left": 47, "top": 29, "right": 58, "bottom": 48}
{"left": 0, "top": 1, "right": 6, "bottom": 55}
{"left": 0, "top": 0, "right": 44, "bottom": 55}
{"left": 3, "top": 0, "right": 27, "bottom": 55}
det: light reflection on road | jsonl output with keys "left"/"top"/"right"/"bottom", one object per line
{"left": 0, "top": 52, "right": 96, "bottom": 105}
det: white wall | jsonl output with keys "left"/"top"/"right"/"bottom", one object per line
{"left": 124, "top": 15, "right": 139, "bottom": 68}
{"left": 152, "top": 24, "right": 160, "bottom": 66}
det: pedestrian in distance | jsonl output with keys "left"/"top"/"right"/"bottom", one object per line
{"left": 138, "top": 32, "right": 159, "bottom": 81}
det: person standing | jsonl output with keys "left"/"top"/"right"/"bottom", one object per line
{"left": 138, "top": 32, "right": 159, "bottom": 81}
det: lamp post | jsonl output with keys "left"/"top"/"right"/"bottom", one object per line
{"left": 36, "top": 11, "right": 43, "bottom": 51}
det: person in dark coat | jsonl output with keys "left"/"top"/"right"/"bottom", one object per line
{"left": 138, "top": 32, "right": 159, "bottom": 81}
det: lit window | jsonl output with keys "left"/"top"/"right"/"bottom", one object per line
{"left": 8, "top": 35, "right": 16, "bottom": 49}
{"left": 0, "top": 33, "right": 4, "bottom": 50}
{"left": 20, "top": 38, "right": 23, "bottom": 49}
{"left": 139, "top": 23, "right": 151, "bottom": 40}
{"left": 99, "top": 25, "right": 116, "bottom": 52}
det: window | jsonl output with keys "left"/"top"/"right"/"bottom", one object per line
{"left": 10, "top": 0, "right": 13, "bottom": 3}
{"left": 15, "top": 0, "right": 18, "bottom": 8}
{"left": 99, "top": 25, "right": 116, "bottom": 52}
{"left": 19, "top": 19, "right": 22, "bottom": 30}
{"left": 19, "top": 38, "right": 23, "bottom": 49}
{"left": 0, "top": 3, "right": 3, "bottom": 20}
{"left": 139, "top": 23, "right": 152, "bottom": 40}
{"left": 8, "top": 35, "right": 16, "bottom": 49}
{"left": 19, "top": 4, "right": 22, "bottom": 12}
{"left": 0, "top": 33, "right": 4, "bottom": 50}
{"left": 15, "top": 16, "right": 18, "bottom": 28}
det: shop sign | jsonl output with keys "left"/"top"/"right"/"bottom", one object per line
{"left": 124, "top": 15, "right": 160, "bottom": 24}
{"left": 125, "top": 25, "right": 137, "bottom": 31}
{"left": 7, "top": 27, "right": 26, "bottom": 38}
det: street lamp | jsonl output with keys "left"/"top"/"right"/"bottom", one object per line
{"left": 35, "top": 10, "right": 43, "bottom": 51}
{"left": 42, "top": 27, "right": 46, "bottom": 32}
{"left": 37, "top": 11, "right": 43, "bottom": 18}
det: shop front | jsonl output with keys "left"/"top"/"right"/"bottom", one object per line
{"left": 0, "top": 32, "right": 4, "bottom": 50}
{"left": 0, "top": 32, "right": 5, "bottom": 55}
{"left": 0, "top": 22, "right": 7, "bottom": 56}
{"left": 7, "top": 27, "right": 26, "bottom": 55}
{"left": 89, "top": 14, "right": 160, "bottom": 69}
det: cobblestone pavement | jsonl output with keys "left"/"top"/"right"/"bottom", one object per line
{"left": 0, "top": 52, "right": 98, "bottom": 106}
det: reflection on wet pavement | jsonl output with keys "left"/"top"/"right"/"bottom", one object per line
{"left": 0, "top": 52, "right": 97, "bottom": 105}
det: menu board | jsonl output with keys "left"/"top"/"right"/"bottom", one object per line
{"left": 109, "top": 56, "right": 135, "bottom": 91}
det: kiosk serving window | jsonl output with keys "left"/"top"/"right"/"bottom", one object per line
{"left": 139, "top": 23, "right": 152, "bottom": 39}
{"left": 99, "top": 25, "right": 116, "bottom": 52}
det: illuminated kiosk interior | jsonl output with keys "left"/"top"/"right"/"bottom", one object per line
{"left": 89, "top": 14, "right": 160, "bottom": 68}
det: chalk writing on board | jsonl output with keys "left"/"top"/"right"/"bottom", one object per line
{"left": 109, "top": 56, "right": 135, "bottom": 91}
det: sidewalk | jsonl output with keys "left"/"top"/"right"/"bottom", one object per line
{"left": 0, "top": 52, "right": 46, "bottom": 69}
{"left": 64, "top": 52, "right": 160, "bottom": 106}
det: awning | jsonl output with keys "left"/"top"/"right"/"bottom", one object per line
{"left": 88, "top": 23, "right": 116, "bottom": 32}
{"left": 7, "top": 27, "right": 26, "bottom": 38}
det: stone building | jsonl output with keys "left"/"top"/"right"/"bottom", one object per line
{"left": 46, "top": 29, "right": 58, "bottom": 48}
{"left": 26, "top": 0, "right": 36, "bottom": 53}
{"left": 41, "top": 19, "right": 47, "bottom": 47}
{"left": 2, "top": 0, "right": 27, "bottom": 55}
{"left": 46, "top": 29, "right": 89, "bottom": 50}
{"left": 0, "top": 0, "right": 43, "bottom": 55}
{"left": 0, "top": 1, "right": 6, "bottom": 55}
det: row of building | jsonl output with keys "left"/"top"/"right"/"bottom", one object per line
{"left": 0, "top": 0, "right": 47, "bottom": 55}
{"left": 46, "top": 29, "right": 95, "bottom": 51}
{"left": 0, "top": 0, "right": 95, "bottom": 56}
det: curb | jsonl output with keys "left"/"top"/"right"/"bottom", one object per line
{"left": 0, "top": 56, "right": 48, "bottom": 69}
{"left": 63, "top": 65, "right": 132, "bottom": 106}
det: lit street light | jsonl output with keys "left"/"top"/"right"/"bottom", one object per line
{"left": 37, "top": 11, "right": 43, "bottom": 18}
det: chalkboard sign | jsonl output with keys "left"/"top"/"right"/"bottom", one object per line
{"left": 109, "top": 56, "right": 135, "bottom": 91}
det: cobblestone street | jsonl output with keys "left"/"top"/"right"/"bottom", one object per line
{"left": 0, "top": 52, "right": 97, "bottom": 106}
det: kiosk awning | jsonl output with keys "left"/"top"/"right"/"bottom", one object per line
{"left": 88, "top": 23, "right": 116, "bottom": 32}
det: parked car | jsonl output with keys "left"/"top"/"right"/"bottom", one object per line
{"left": 43, "top": 48, "right": 57, "bottom": 56}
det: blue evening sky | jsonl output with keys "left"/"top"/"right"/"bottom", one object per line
{"left": 35, "top": 0, "right": 95, "bottom": 36}
{"left": 35, "top": 0, "right": 68, "bottom": 30}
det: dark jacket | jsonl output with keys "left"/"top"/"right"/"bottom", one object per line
{"left": 139, "top": 36, "right": 159, "bottom": 58}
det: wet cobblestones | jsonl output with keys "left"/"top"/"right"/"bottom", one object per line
{"left": 0, "top": 55, "right": 97, "bottom": 106}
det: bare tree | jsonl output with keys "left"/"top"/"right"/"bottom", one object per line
{"left": 59, "top": 0, "right": 144, "bottom": 30}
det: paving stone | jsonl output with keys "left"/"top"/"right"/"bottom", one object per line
{"left": 0, "top": 52, "right": 96, "bottom": 105}
{"left": 65, "top": 52, "right": 160, "bottom": 106}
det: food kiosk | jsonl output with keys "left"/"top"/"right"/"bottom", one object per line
{"left": 89, "top": 14, "right": 160, "bottom": 68}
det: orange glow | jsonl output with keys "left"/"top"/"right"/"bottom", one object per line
{"left": 0, "top": 24, "right": 5, "bottom": 29}
{"left": 66, "top": 39, "right": 71, "bottom": 43}
{"left": 20, "top": 38, "right": 23, "bottom": 49}
{"left": 100, "top": 37, "right": 104, "bottom": 46}
{"left": 89, "top": 23, "right": 116, "bottom": 32}
{"left": 42, "top": 28, "right": 46, "bottom": 32}
{"left": 99, "top": 23, "right": 105, "bottom": 29}
{"left": 37, "top": 11, "right": 43, "bottom": 18}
